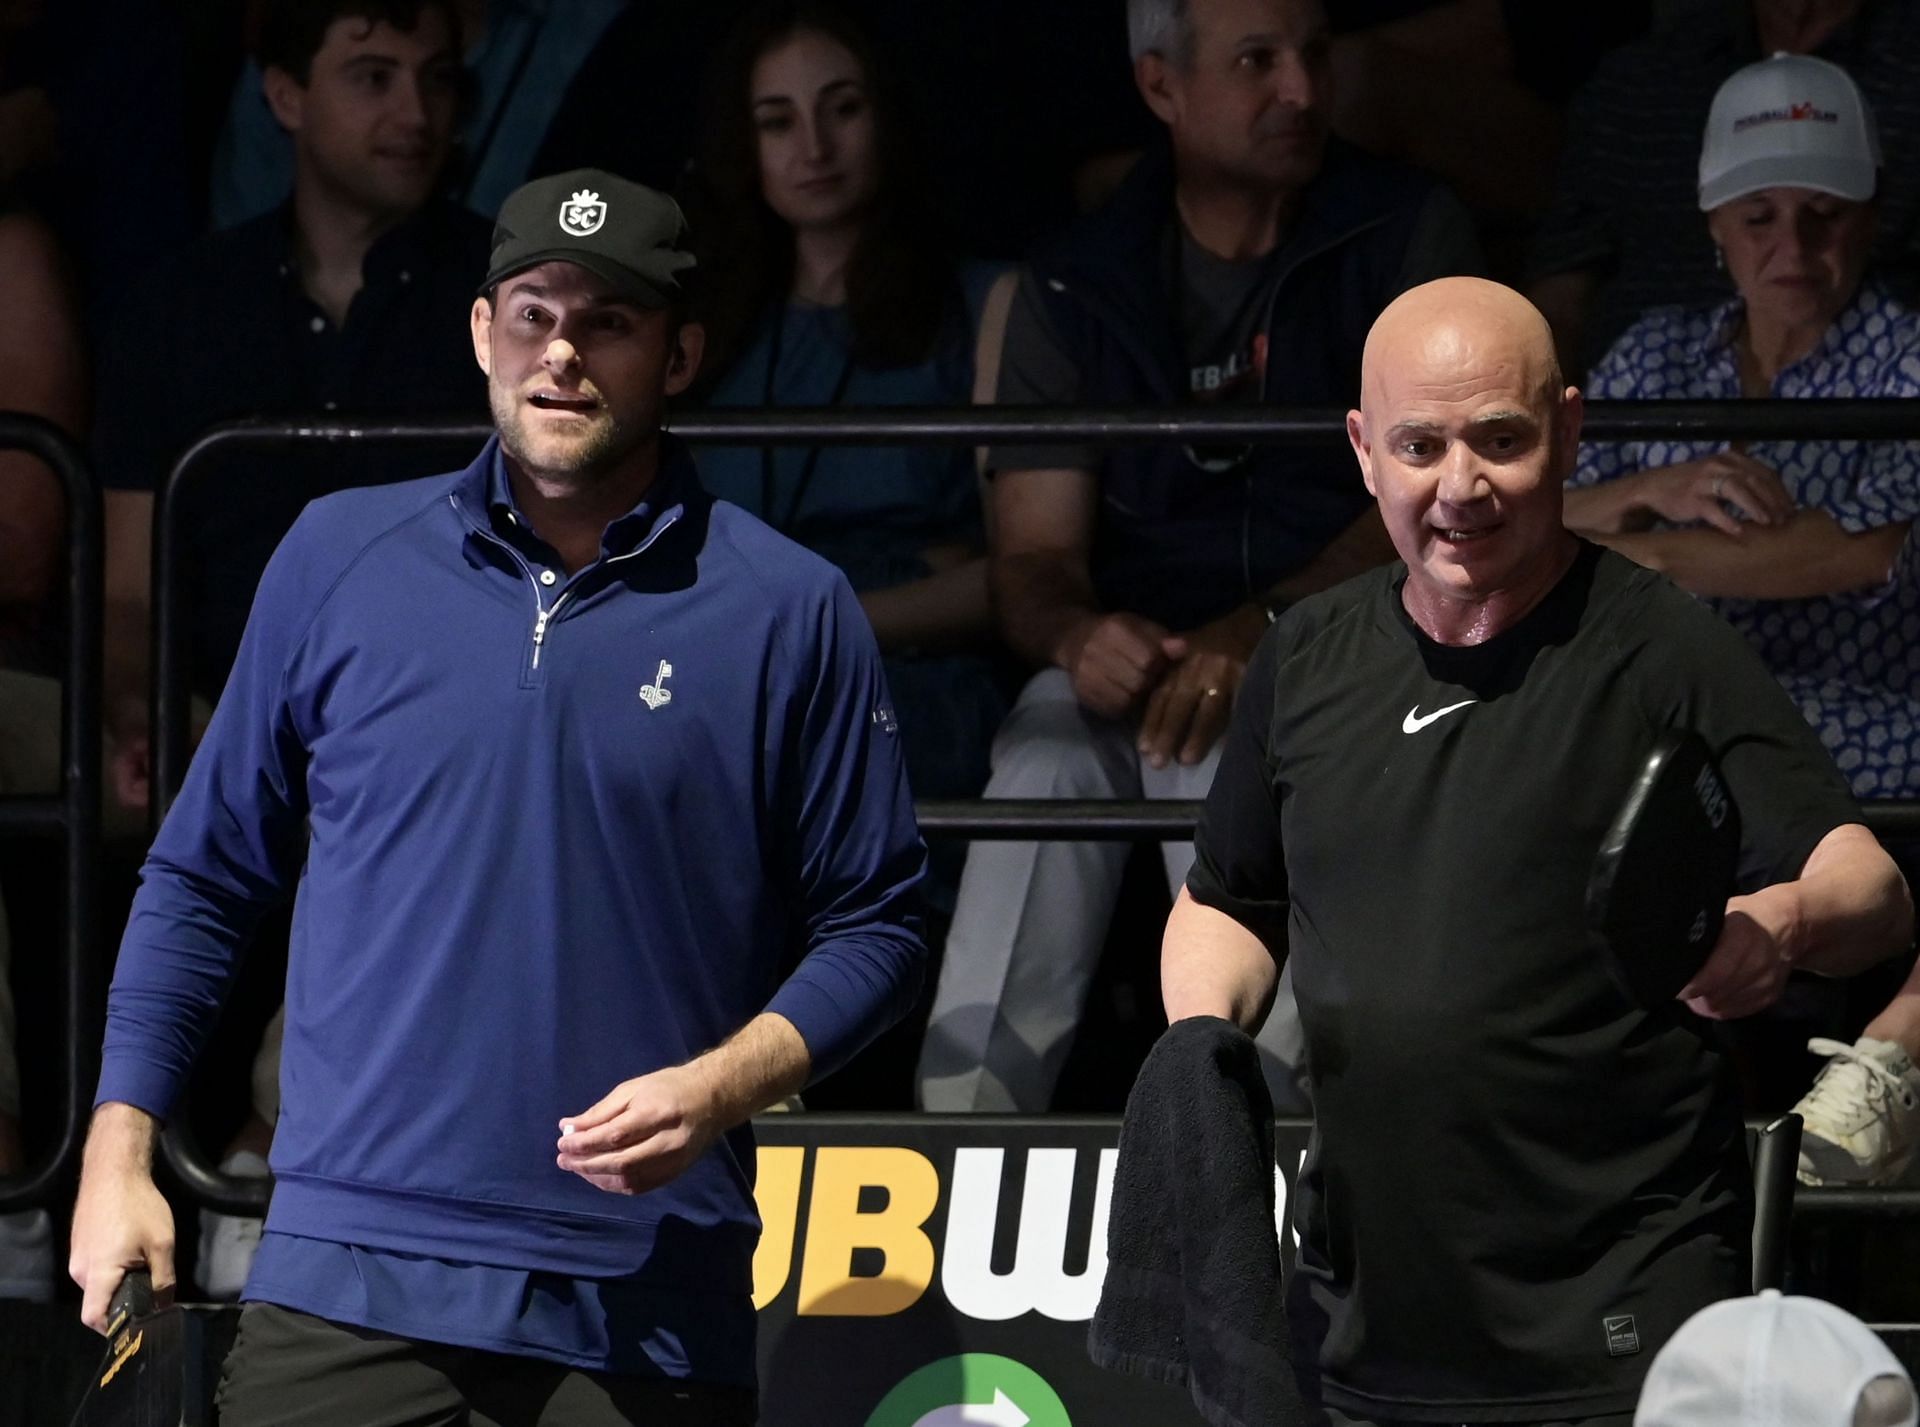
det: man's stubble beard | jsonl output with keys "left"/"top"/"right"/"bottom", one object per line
{"left": 491, "top": 381, "right": 645, "bottom": 493}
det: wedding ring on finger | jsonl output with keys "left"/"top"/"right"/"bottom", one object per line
{"left": 1711, "top": 473, "right": 1727, "bottom": 499}
{"left": 1203, "top": 687, "right": 1223, "bottom": 698}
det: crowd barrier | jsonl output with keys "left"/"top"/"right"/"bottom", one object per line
{"left": 740, "top": 1112, "right": 1906, "bottom": 1423}
{"left": 10, "top": 401, "right": 1920, "bottom": 1241}
{"left": 0, "top": 416, "right": 101, "bottom": 1215}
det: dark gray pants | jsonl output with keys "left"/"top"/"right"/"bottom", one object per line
{"left": 215, "top": 1303, "right": 758, "bottom": 1427}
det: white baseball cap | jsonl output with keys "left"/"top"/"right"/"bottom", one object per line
{"left": 1698, "top": 53, "right": 1881, "bottom": 211}
{"left": 1635, "top": 1290, "right": 1917, "bottom": 1427}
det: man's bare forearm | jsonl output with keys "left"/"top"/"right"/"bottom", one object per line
{"left": 1161, "top": 887, "right": 1281, "bottom": 1033}
{"left": 689, "top": 1013, "right": 812, "bottom": 1128}
{"left": 1563, "top": 478, "right": 1656, "bottom": 536}
{"left": 1790, "top": 824, "right": 1914, "bottom": 980}
{"left": 990, "top": 550, "right": 1103, "bottom": 669}
{"left": 1601, "top": 514, "right": 1908, "bottom": 600}
{"left": 83, "top": 1103, "right": 160, "bottom": 1177}
{"left": 859, "top": 559, "right": 991, "bottom": 655}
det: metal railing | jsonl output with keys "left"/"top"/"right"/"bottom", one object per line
{"left": 0, "top": 414, "right": 101, "bottom": 1213}
{"left": 149, "top": 400, "right": 1920, "bottom": 1213}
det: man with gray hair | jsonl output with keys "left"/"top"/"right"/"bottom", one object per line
{"left": 918, "top": 0, "right": 1480, "bottom": 1113}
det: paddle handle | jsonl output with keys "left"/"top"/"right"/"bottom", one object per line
{"left": 1752, "top": 1112, "right": 1803, "bottom": 1292}
{"left": 105, "top": 1269, "right": 155, "bottom": 1336}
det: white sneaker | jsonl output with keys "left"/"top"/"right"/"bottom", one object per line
{"left": 1795, "top": 1036, "right": 1920, "bottom": 1186}
{"left": 194, "top": 1149, "right": 269, "bottom": 1300}
{"left": 0, "top": 1208, "right": 52, "bottom": 1301}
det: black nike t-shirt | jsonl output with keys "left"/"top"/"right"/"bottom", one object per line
{"left": 1188, "top": 542, "right": 1857, "bottom": 1421}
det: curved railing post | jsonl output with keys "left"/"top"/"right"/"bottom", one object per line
{"left": 0, "top": 412, "right": 102, "bottom": 1213}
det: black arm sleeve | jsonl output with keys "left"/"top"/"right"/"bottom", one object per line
{"left": 1187, "top": 628, "right": 1291, "bottom": 956}
{"left": 1624, "top": 583, "right": 1861, "bottom": 890}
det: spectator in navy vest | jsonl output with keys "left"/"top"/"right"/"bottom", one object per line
{"left": 686, "top": 0, "right": 1007, "bottom": 896}
{"left": 1563, "top": 55, "right": 1920, "bottom": 1199}
{"left": 915, "top": 0, "right": 1481, "bottom": 1114}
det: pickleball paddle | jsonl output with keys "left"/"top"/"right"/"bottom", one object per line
{"left": 68, "top": 1269, "right": 232, "bottom": 1427}
{"left": 1587, "top": 728, "right": 1742, "bottom": 1008}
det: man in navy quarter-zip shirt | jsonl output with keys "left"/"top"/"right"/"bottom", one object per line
{"left": 68, "top": 168, "right": 927, "bottom": 1427}
{"left": 917, "top": 0, "right": 1480, "bottom": 1116}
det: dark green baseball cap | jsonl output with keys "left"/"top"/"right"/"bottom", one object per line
{"left": 481, "top": 168, "right": 696, "bottom": 308}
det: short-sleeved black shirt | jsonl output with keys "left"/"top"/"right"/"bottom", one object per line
{"left": 1189, "top": 542, "right": 1857, "bottom": 1421}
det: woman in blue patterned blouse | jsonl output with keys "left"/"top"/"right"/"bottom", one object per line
{"left": 1564, "top": 54, "right": 1920, "bottom": 1193}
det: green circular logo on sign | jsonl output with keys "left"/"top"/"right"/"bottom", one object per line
{"left": 864, "top": 1353, "right": 1072, "bottom": 1427}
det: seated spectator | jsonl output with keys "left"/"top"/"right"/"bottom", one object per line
{"left": 535, "top": 0, "right": 1157, "bottom": 261}
{"left": 685, "top": 0, "right": 1007, "bottom": 872}
{"left": 914, "top": 0, "right": 1481, "bottom": 1113}
{"left": 1527, "top": 0, "right": 1920, "bottom": 376}
{"left": 1564, "top": 54, "right": 1920, "bottom": 1189}
{"left": 90, "top": 0, "right": 491, "bottom": 1297}
{"left": 1635, "top": 1288, "right": 1916, "bottom": 1427}
{"left": 209, "top": 0, "right": 628, "bottom": 230}
{"left": 96, "top": 0, "right": 490, "bottom": 810}
{"left": 0, "top": 200, "right": 85, "bottom": 1303}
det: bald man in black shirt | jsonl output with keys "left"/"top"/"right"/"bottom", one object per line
{"left": 1168, "top": 277, "right": 1913, "bottom": 1424}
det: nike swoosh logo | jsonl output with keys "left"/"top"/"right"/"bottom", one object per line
{"left": 1402, "top": 699, "right": 1478, "bottom": 733}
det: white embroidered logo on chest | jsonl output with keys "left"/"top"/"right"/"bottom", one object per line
{"left": 639, "top": 660, "right": 674, "bottom": 710}
{"left": 1401, "top": 698, "right": 1476, "bottom": 733}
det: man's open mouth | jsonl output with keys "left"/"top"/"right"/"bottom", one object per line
{"left": 528, "top": 393, "right": 598, "bottom": 413}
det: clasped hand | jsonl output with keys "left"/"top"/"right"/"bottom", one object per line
{"left": 1643, "top": 452, "right": 1794, "bottom": 535}
{"left": 556, "top": 1064, "right": 723, "bottom": 1196}
{"left": 1060, "top": 609, "right": 1258, "bottom": 767}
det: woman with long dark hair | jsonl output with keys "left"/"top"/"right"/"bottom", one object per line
{"left": 687, "top": 0, "right": 1007, "bottom": 839}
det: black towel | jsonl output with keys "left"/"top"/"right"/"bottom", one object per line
{"left": 1089, "top": 1015, "right": 1309, "bottom": 1427}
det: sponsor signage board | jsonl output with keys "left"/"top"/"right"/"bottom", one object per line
{"left": 751, "top": 1114, "right": 1313, "bottom": 1426}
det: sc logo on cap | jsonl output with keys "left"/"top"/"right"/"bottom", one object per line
{"left": 560, "top": 188, "right": 607, "bottom": 237}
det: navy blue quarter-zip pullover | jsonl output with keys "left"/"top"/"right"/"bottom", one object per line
{"left": 96, "top": 436, "right": 927, "bottom": 1381}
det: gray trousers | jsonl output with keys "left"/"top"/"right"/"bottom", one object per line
{"left": 916, "top": 668, "right": 1306, "bottom": 1112}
